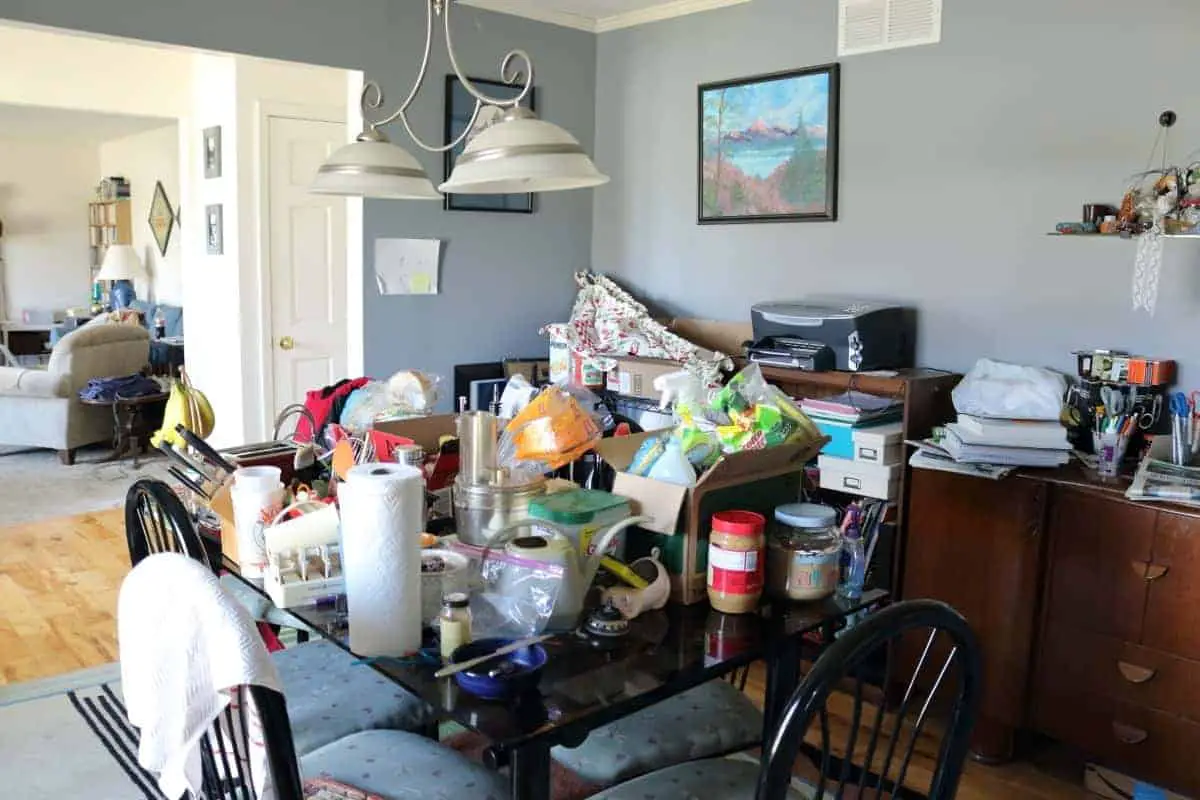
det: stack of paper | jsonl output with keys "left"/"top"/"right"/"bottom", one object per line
{"left": 910, "top": 414, "right": 1070, "bottom": 475}
{"left": 801, "top": 391, "right": 903, "bottom": 426}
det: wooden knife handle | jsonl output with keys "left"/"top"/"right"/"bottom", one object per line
{"left": 1117, "top": 661, "right": 1156, "bottom": 684}
{"left": 1112, "top": 722, "right": 1148, "bottom": 744}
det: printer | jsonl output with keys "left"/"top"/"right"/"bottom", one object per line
{"left": 750, "top": 299, "right": 915, "bottom": 372}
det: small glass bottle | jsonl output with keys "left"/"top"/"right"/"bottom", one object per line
{"left": 439, "top": 592, "right": 472, "bottom": 661}
{"left": 153, "top": 307, "right": 166, "bottom": 340}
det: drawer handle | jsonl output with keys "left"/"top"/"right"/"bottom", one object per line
{"left": 842, "top": 476, "right": 862, "bottom": 490}
{"left": 1117, "top": 661, "right": 1156, "bottom": 684}
{"left": 1112, "top": 722, "right": 1148, "bottom": 745}
{"left": 1130, "top": 560, "right": 1170, "bottom": 581}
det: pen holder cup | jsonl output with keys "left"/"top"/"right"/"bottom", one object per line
{"left": 1093, "top": 432, "right": 1130, "bottom": 478}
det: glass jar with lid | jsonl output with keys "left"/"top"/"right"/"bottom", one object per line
{"left": 767, "top": 503, "right": 841, "bottom": 601}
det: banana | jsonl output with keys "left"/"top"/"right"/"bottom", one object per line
{"left": 150, "top": 370, "right": 216, "bottom": 448}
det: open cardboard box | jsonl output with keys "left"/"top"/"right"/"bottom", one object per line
{"left": 595, "top": 428, "right": 825, "bottom": 604}
{"left": 603, "top": 318, "right": 753, "bottom": 401}
{"left": 213, "top": 414, "right": 462, "bottom": 566}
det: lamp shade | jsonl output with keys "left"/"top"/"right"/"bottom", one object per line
{"left": 96, "top": 244, "right": 144, "bottom": 281}
{"left": 311, "top": 133, "right": 441, "bottom": 200}
{"left": 439, "top": 108, "right": 608, "bottom": 195}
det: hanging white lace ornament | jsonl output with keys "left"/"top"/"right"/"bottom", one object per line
{"left": 1132, "top": 222, "right": 1164, "bottom": 315}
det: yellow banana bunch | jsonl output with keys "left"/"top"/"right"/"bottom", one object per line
{"left": 150, "top": 368, "right": 215, "bottom": 448}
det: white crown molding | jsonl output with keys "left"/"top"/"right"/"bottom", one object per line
{"left": 457, "top": 0, "right": 752, "bottom": 34}
{"left": 595, "top": 0, "right": 752, "bottom": 32}
{"left": 457, "top": 0, "right": 598, "bottom": 32}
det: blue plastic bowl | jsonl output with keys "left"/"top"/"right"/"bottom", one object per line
{"left": 451, "top": 638, "right": 548, "bottom": 700}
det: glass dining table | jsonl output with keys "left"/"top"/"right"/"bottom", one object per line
{"left": 222, "top": 558, "right": 887, "bottom": 800}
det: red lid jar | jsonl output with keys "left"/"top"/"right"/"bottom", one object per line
{"left": 707, "top": 511, "right": 766, "bottom": 614}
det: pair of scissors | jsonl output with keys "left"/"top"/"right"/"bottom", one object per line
{"left": 1099, "top": 386, "right": 1127, "bottom": 416}
{"left": 1136, "top": 394, "right": 1163, "bottom": 431}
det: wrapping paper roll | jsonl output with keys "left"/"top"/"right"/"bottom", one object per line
{"left": 231, "top": 482, "right": 284, "bottom": 577}
{"left": 339, "top": 463, "right": 424, "bottom": 657}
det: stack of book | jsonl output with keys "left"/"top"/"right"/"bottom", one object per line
{"left": 800, "top": 391, "right": 903, "bottom": 426}
{"left": 911, "top": 414, "right": 1070, "bottom": 478}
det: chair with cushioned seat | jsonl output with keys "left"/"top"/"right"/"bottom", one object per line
{"left": 120, "top": 555, "right": 507, "bottom": 800}
{"left": 124, "top": 478, "right": 436, "bottom": 756}
{"left": 587, "top": 600, "right": 983, "bottom": 800}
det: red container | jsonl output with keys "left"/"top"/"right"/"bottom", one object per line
{"left": 707, "top": 510, "right": 766, "bottom": 614}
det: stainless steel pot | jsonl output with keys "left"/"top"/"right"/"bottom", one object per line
{"left": 452, "top": 475, "right": 546, "bottom": 546}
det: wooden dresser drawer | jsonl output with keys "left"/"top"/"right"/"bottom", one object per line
{"left": 1037, "top": 621, "right": 1200, "bottom": 723}
{"left": 1033, "top": 686, "right": 1200, "bottom": 797}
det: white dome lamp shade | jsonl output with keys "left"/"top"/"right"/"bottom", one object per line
{"left": 439, "top": 107, "right": 608, "bottom": 195}
{"left": 311, "top": 126, "right": 441, "bottom": 200}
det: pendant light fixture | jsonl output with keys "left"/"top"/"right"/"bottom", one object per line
{"left": 311, "top": 0, "right": 607, "bottom": 199}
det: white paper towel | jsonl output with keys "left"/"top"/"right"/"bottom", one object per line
{"left": 338, "top": 463, "right": 424, "bottom": 657}
{"left": 231, "top": 482, "right": 284, "bottom": 578}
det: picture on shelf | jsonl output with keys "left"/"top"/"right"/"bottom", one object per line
{"left": 699, "top": 63, "right": 840, "bottom": 224}
{"left": 443, "top": 75, "right": 536, "bottom": 213}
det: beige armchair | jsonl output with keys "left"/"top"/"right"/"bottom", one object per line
{"left": 0, "top": 322, "right": 150, "bottom": 463}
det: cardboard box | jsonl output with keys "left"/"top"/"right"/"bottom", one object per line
{"left": 1085, "top": 763, "right": 1192, "bottom": 800}
{"left": 595, "top": 430, "right": 825, "bottom": 604}
{"left": 665, "top": 317, "right": 753, "bottom": 357}
{"left": 605, "top": 356, "right": 687, "bottom": 401}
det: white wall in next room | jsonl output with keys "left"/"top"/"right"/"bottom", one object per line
{"left": 0, "top": 138, "right": 98, "bottom": 318}
{"left": 99, "top": 124, "right": 183, "bottom": 304}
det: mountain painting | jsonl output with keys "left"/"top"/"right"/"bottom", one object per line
{"left": 698, "top": 64, "right": 839, "bottom": 223}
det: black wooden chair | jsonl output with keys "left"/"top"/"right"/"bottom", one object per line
{"left": 588, "top": 599, "right": 983, "bottom": 800}
{"left": 122, "top": 478, "right": 439, "bottom": 757}
{"left": 120, "top": 554, "right": 507, "bottom": 800}
{"left": 125, "top": 478, "right": 216, "bottom": 569}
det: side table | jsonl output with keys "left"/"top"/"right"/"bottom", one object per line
{"left": 80, "top": 391, "right": 170, "bottom": 466}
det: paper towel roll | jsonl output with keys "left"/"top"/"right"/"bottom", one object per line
{"left": 231, "top": 482, "right": 284, "bottom": 577}
{"left": 265, "top": 503, "right": 341, "bottom": 553}
{"left": 339, "top": 463, "right": 424, "bottom": 657}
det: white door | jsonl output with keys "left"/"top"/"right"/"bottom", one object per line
{"left": 267, "top": 116, "right": 347, "bottom": 416}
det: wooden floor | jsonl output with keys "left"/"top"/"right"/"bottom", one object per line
{"left": 1, "top": 508, "right": 1088, "bottom": 798}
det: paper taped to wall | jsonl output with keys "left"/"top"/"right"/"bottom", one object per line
{"left": 374, "top": 237, "right": 441, "bottom": 295}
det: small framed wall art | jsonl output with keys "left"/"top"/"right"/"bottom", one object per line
{"left": 203, "top": 126, "right": 222, "bottom": 179}
{"left": 443, "top": 75, "right": 537, "bottom": 213}
{"left": 698, "top": 62, "right": 840, "bottom": 224}
{"left": 205, "top": 204, "right": 223, "bottom": 255}
{"left": 148, "top": 181, "right": 175, "bottom": 256}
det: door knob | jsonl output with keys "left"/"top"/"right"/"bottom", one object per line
{"left": 278, "top": 336, "right": 295, "bottom": 351}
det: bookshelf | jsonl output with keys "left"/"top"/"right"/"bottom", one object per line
{"left": 88, "top": 199, "right": 132, "bottom": 277}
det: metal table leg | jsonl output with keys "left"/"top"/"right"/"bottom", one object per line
{"left": 509, "top": 741, "right": 552, "bottom": 800}
{"left": 762, "top": 635, "right": 801, "bottom": 742}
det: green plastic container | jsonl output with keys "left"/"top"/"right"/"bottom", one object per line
{"left": 528, "top": 489, "right": 631, "bottom": 558}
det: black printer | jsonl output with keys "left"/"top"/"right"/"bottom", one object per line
{"left": 750, "top": 300, "right": 916, "bottom": 372}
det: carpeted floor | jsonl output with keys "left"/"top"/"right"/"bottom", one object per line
{"left": 0, "top": 447, "right": 171, "bottom": 526}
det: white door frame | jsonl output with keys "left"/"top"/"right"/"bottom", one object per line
{"left": 252, "top": 99, "right": 362, "bottom": 439}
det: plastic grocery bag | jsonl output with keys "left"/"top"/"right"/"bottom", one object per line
{"left": 951, "top": 359, "right": 1067, "bottom": 421}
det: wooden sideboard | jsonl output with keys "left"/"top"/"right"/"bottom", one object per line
{"left": 903, "top": 464, "right": 1200, "bottom": 795}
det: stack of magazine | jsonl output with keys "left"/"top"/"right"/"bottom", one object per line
{"left": 909, "top": 414, "right": 1070, "bottom": 479}
{"left": 1127, "top": 437, "right": 1200, "bottom": 507}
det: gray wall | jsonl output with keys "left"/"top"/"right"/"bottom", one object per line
{"left": 0, "top": 0, "right": 595, "bottom": 404}
{"left": 593, "top": 0, "right": 1200, "bottom": 383}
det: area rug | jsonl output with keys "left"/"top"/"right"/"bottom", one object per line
{"left": 0, "top": 664, "right": 601, "bottom": 800}
{"left": 0, "top": 447, "right": 171, "bottom": 525}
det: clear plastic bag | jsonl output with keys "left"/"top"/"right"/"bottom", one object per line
{"left": 497, "top": 386, "right": 603, "bottom": 475}
{"left": 951, "top": 359, "right": 1067, "bottom": 421}
{"left": 468, "top": 549, "right": 566, "bottom": 638}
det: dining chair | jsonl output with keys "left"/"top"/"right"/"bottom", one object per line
{"left": 123, "top": 478, "right": 438, "bottom": 756}
{"left": 120, "top": 554, "right": 508, "bottom": 800}
{"left": 585, "top": 599, "right": 983, "bottom": 800}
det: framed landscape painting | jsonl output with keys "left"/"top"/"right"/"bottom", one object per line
{"left": 698, "top": 63, "right": 840, "bottom": 224}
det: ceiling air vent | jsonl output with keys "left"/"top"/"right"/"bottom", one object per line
{"left": 838, "top": 0, "right": 942, "bottom": 56}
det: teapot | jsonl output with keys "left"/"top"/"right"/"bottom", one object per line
{"left": 481, "top": 515, "right": 652, "bottom": 631}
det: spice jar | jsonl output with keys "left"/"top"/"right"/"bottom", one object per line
{"left": 439, "top": 592, "right": 472, "bottom": 661}
{"left": 768, "top": 503, "right": 841, "bottom": 601}
{"left": 707, "top": 510, "right": 766, "bottom": 614}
